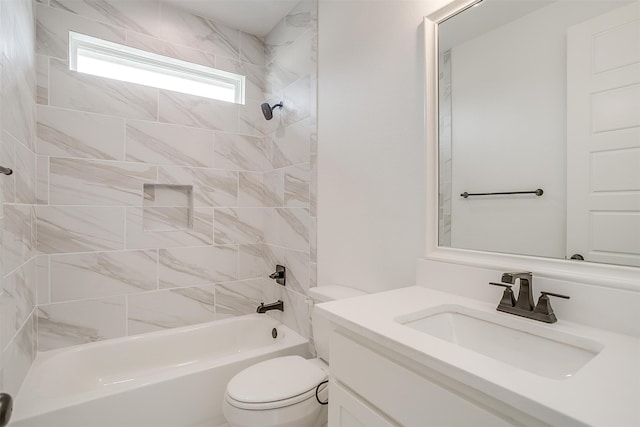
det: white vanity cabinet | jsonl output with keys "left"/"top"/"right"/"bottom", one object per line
{"left": 328, "top": 330, "right": 533, "bottom": 427}
{"left": 328, "top": 381, "right": 396, "bottom": 427}
{"left": 319, "top": 286, "right": 639, "bottom": 427}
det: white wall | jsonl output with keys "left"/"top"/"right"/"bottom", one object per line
{"left": 317, "top": 0, "right": 448, "bottom": 293}
{"left": 449, "top": 1, "right": 627, "bottom": 258}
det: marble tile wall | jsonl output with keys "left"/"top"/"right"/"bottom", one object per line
{"left": 0, "top": 0, "right": 38, "bottom": 396}
{"left": 438, "top": 50, "right": 452, "bottom": 246}
{"left": 261, "top": 0, "right": 318, "bottom": 351}
{"left": 34, "top": 0, "right": 318, "bottom": 353}
{"left": 35, "top": 0, "right": 261, "bottom": 351}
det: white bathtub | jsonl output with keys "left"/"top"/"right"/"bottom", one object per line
{"left": 12, "top": 314, "right": 309, "bottom": 427}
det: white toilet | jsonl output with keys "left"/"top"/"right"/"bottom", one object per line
{"left": 222, "top": 285, "right": 366, "bottom": 427}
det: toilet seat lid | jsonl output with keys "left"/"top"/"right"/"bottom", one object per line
{"left": 226, "top": 356, "right": 327, "bottom": 404}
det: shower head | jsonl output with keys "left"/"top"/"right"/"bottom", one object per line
{"left": 261, "top": 102, "right": 283, "bottom": 120}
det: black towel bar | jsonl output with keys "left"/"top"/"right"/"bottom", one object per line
{"left": 460, "top": 189, "right": 543, "bottom": 198}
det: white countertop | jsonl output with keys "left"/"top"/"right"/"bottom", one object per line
{"left": 316, "top": 286, "right": 640, "bottom": 427}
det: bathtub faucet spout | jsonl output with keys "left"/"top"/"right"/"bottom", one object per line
{"left": 256, "top": 300, "right": 284, "bottom": 313}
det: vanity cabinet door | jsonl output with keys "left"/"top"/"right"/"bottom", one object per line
{"left": 328, "top": 381, "right": 397, "bottom": 427}
{"left": 330, "top": 331, "right": 517, "bottom": 427}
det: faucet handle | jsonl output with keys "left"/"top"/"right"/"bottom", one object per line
{"left": 540, "top": 291, "right": 570, "bottom": 300}
{"left": 489, "top": 282, "right": 516, "bottom": 307}
{"left": 268, "top": 265, "right": 286, "bottom": 286}
{"left": 532, "top": 291, "right": 570, "bottom": 323}
{"left": 489, "top": 282, "right": 512, "bottom": 289}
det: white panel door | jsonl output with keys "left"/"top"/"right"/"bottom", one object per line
{"left": 328, "top": 381, "right": 397, "bottom": 427}
{"left": 567, "top": 2, "right": 640, "bottom": 266}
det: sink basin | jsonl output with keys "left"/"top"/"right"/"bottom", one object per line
{"left": 395, "top": 305, "right": 603, "bottom": 379}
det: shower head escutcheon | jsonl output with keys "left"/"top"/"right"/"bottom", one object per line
{"left": 261, "top": 102, "right": 283, "bottom": 120}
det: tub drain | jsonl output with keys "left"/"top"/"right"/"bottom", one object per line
{"left": 272, "top": 328, "right": 278, "bottom": 339}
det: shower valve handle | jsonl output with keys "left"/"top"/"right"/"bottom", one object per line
{"left": 269, "top": 265, "right": 286, "bottom": 286}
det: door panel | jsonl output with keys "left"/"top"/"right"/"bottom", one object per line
{"left": 567, "top": 2, "right": 640, "bottom": 266}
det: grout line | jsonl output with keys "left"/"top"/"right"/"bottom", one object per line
{"left": 46, "top": 56, "right": 51, "bottom": 106}
{"left": 39, "top": 153, "right": 266, "bottom": 173}
{"left": 47, "top": 255, "right": 51, "bottom": 304}
{"left": 46, "top": 155, "right": 50, "bottom": 204}
{"left": 156, "top": 88, "right": 160, "bottom": 122}
{"left": 236, "top": 243, "right": 240, "bottom": 282}
{"left": 124, "top": 294, "right": 129, "bottom": 336}
{"left": 40, "top": 284, "right": 164, "bottom": 307}
{"left": 34, "top": 306, "right": 39, "bottom": 354}
{"left": 12, "top": 138, "right": 16, "bottom": 203}
{"left": 34, "top": 243, "right": 249, "bottom": 261}
{"left": 123, "top": 206, "right": 127, "bottom": 250}
{"left": 123, "top": 119, "right": 127, "bottom": 161}
{"left": 2, "top": 304, "right": 38, "bottom": 355}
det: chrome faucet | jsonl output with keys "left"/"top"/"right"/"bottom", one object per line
{"left": 256, "top": 300, "right": 284, "bottom": 313}
{"left": 490, "top": 272, "right": 569, "bottom": 323}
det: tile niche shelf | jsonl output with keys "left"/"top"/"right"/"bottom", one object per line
{"left": 143, "top": 184, "right": 194, "bottom": 231}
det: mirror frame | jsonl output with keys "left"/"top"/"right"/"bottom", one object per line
{"left": 423, "top": 0, "right": 640, "bottom": 290}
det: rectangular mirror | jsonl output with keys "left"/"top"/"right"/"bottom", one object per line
{"left": 436, "top": 0, "right": 640, "bottom": 268}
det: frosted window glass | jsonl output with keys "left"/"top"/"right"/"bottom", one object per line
{"left": 69, "top": 32, "right": 245, "bottom": 104}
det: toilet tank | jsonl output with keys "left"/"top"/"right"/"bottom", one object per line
{"left": 309, "top": 285, "right": 366, "bottom": 362}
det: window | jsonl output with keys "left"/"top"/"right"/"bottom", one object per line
{"left": 69, "top": 32, "right": 245, "bottom": 104}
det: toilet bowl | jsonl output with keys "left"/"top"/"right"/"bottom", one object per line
{"left": 222, "top": 285, "right": 366, "bottom": 427}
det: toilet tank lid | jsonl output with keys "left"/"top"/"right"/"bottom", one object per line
{"left": 308, "top": 285, "right": 366, "bottom": 303}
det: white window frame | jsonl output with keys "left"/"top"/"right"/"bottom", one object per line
{"left": 69, "top": 31, "right": 245, "bottom": 104}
